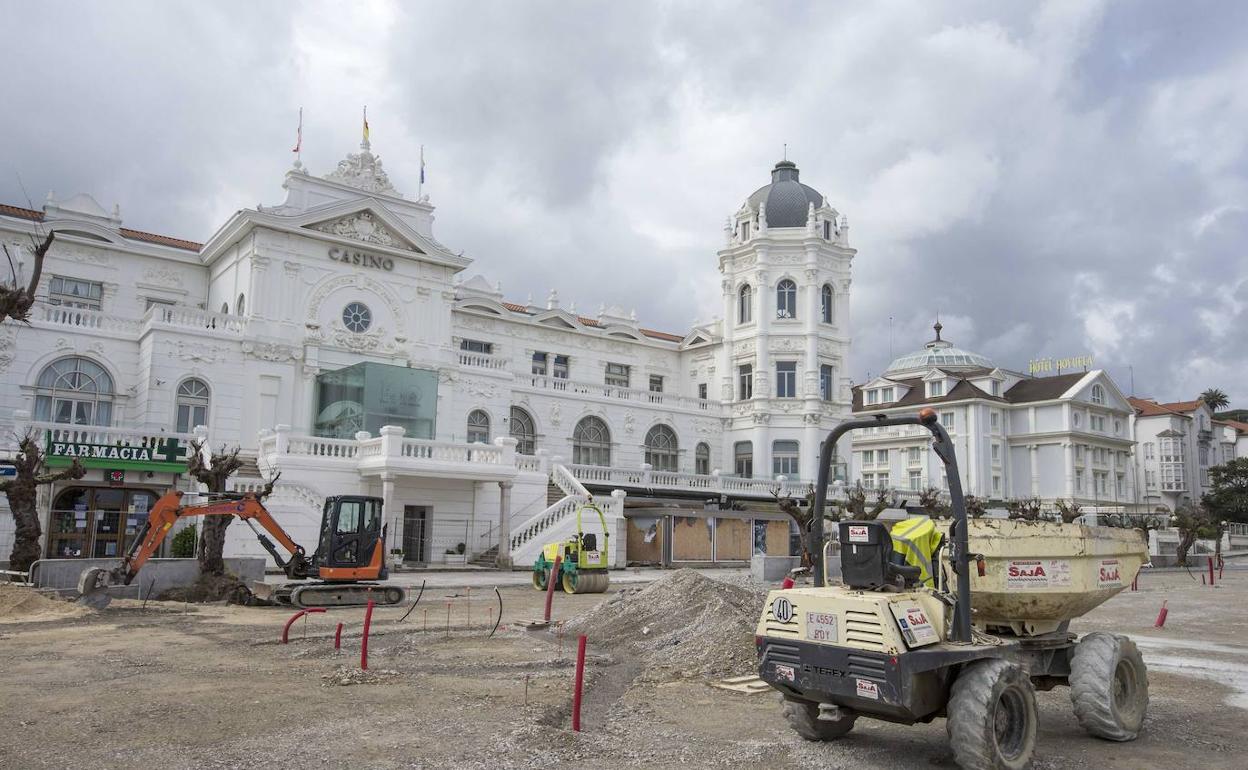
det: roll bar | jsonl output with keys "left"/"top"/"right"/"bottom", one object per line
{"left": 812, "top": 408, "right": 974, "bottom": 643}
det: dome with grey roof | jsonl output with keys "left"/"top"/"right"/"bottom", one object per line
{"left": 747, "top": 160, "right": 826, "bottom": 228}
{"left": 884, "top": 322, "right": 995, "bottom": 376}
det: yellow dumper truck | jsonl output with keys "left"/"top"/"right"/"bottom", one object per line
{"left": 756, "top": 409, "right": 1148, "bottom": 770}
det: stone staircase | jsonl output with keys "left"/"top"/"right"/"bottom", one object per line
{"left": 508, "top": 463, "right": 625, "bottom": 567}
{"left": 469, "top": 545, "right": 498, "bottom": 568}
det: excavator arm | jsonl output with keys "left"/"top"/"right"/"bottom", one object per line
{"left": 78, "top": 489, "right": 313, "bottom": 606}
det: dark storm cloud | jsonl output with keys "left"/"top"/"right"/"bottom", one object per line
{"left": 1, "top": 1, "right": 1244, "bottom": 403}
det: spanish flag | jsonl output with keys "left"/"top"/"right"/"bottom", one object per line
{"left": 363, "top": 106, "right": 370, "bottom": 143}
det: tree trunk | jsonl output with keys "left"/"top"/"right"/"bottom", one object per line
{"left": 1177, "top": 530, "right": 1196, "bottom": 567}
{"left": 7, "top": 482, "right": 43, "bottom": 573}
{"left": 197, "top": 516, "right": 232, "bottom": 575}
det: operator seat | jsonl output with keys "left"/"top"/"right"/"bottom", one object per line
{"left": 838, "top": 520, "right": 920, "bottom": 590}
{"left": 581, "top": 533, "right": 597, "bottom": 552}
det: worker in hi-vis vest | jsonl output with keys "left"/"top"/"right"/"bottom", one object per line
{"left": 890, "top": 516, "right": 943, "bottom": 588}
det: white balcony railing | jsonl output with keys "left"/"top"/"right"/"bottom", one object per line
{"left": 258, "top": 425, "right": 518, "bottom": 480}
{"left": 457, "top": 351, "right": 509, "bottom": 370}
{"left": 33, "top": 301, "right": 247, "bottom": 339}
{"left": 144, "top": 305, "right": 246, "bottom": 335}
{"left": 517, "top": 373, "right": 719, "bottom": 413}
{"left": 34, "top": 304, "right": 143, "bottom": 335}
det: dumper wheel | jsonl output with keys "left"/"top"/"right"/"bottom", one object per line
{"left": 948, "top": 659, "right": 1037, "bottom": 770}
{"left": 781, "top": 696, "right": 856, "bottom": 741}
{"left": 1070, "top": 633, "right": 1148, "bottom": 741}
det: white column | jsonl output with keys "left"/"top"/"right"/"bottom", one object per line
{"left": 1029, "top": 444, "right": 1040, "bottom": 497}
{"left": 496, "top": 480, "right": 513, "bottom": 568}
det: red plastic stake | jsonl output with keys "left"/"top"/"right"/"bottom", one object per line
{"left": 281, "top": 607, "right": 326, "bottom": 644}
{"left": 572, "top": 634, "right": 587, "bottom": 732}
{"left": 1154, "top": 600, "right": 1168, "bottom": 628}
{"left": 361, "top": 600, "right": 376, "bottom": 670}
{"left": 780, "top": 576, "right": 795, "bottom": 590}
{"left": 1208, "top": 556, "right": 1215, "bottom": 586}
{"left": 334, "top": 622, "right": 344, "bottom": 650}
{"left": 543, "top": 554, "right": 563, "bottom": 622}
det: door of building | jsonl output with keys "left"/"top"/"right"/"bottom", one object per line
{"left": 402, "top": 505, "right": 430, "bottom": 564}
{"left": 47, "top": 487, "right": 159, "bottom": 559}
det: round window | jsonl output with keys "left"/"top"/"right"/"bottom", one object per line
{"left": 342, "top": 302, "right": 372, "bottom": 333}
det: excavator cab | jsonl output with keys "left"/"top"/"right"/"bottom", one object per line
{"left": 314, "top": 496, "right": 388, "bottom": 581}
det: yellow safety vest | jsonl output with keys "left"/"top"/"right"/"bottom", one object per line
{"left": 890, "top": 516, "right": 941, "bottom": 588}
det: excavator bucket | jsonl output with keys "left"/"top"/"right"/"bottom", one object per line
{"left": 76, "top": 567, "right": 116, "bottom": 610}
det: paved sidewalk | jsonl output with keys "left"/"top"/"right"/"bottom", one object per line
{"left": 379, "top": 565, "right": 753, "bottom": 590}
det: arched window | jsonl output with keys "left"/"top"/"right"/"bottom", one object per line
{"left": 738, "top": 284, "right": 752, "bottom": 324}
{"left": 821, "top": 284, "right": 834, "bottom": 324}
{"left": 34, "top": 357, "right": 114, "bottom": 426}
{"left": 467, "top": 409, "right": 490, "bottom": 444}
{"left": 1091, "top": 384, "right": 1105, "bottom": 405}
{"left": 734, "top": 441, "right": 753, "bottom": 478}
{"left": 220, "top": 302, "right": 229, "bottom": 314}
{"left": 175, "top": 378, "right": 210, "bottom": 433}
{"left": 236, "top": 293, "right": 246, "bottom": 316}
{"left": 776, "top": 279, "right": 797, "bottom": 319}
{"left": 695, "top": 442, "right": 711, "bottom": 475}
{"left": 509, "top": 406, "right": 536, "bottom": 455}
{"left": 644, "top": 424, "right": 679, "bottom": 472}
{"left": 572, "top": 416, "right": 611, "bottom": 466}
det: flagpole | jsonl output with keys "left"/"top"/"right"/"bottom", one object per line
{"left": 419, "top": 144, "right": 424, "bottom": 198}
{"left": 293, "top": 106, "right": 303, "bottom": 170}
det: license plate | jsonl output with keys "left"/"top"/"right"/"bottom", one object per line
{"left": 774, "top": 664, "right": 796, "bottom": 682}
{"left": 805, "top": 612, "right": 838, "bottom": 642}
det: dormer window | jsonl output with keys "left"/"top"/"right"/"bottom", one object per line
{"left": 740, "top": 221, "right": 751, "bottom": 240}
{"left": 880, "top": 387, "right": 894, "bottom": 403}
{"left": 866, "top": 389, "right": 879, "bottom": 406}
{"left": 928, "top": 380, "right": 945, "bottom": 398}
{"left": 990, "top": 380, "right": 1001, "bottom": 397}
{"left": 1091, "top": 384, "right": 1105, "bottom": 405}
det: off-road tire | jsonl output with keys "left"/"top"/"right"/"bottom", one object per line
{"left": 1069, "top": 633, "right": 1148, "bottom": 741}
{"left": 781, "top": 696, "right": 856, "bottom": 741}
{"left": 947, "top": 659, "right": 1038, "bottom": 770}
{"left": 531, "top": 566, "right": 548, "bottom": 591}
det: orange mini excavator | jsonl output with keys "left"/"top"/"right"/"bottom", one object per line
{"left": 77, "top": 489, "right": 407, "bottom": 609}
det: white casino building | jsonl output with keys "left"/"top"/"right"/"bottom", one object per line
{"left": 0, "top": 137, "right": 856, "bottom": 569}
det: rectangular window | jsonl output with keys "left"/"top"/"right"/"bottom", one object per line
{"left": 990, "top": 411, "right": 1000, "bottom": 431}
{"left": 776, "top": 361, "right": 797, "bottom": 398}
{"left": 1116, "top": 474, "right": 1125, "bottom": 496}
{"left": 862, "top": 473, "right": 875, "bottom": 489}
{"left": 861, "top": 449, "right": 874, "bottom": 466}
{"left": 866, "top": 389, "right": 879, "bottom": 405}
{"left": 940, "top": 411, "right": 954, "bottom": 430}
{"left": 878, "top": 449, "right": 889, "bottom": 464}
{"left": 991, "top": 443, "right": 1001, "bottom": 463}
{"left": 649, "top": 375, "right": 664, "bottom": 393}
{"left": 993, "top": 475, "right": 1001, "bottom": 495}
{"left": 876, "top": 473, "right": 890, "bottom": 489}
{"left": 772, "top": 440, "right": 800, "bottom": 478}
{"left": 1144, "top": 442, "right": 1154, "bottom": 460}
{"left": 738, "top": 364, "right": 753, "bottom": 400}
{"left": 48, "top": 276, "right": 103, "bottom": 310}
{"left": 1145, "top": 469, "right": 1155, "bottom": 488}
{"left": 1075, "top": 469, "right": 1085, "bottom": 492}
{"left": 698, "top": 383, "right": 708, "bottom": 400}
{"left": 1075, "top": 444, "right": 1085, "bottom": 463}
{"left": 823, "top": 220, "right": 832, "bottom": 240}
{"left": 553, "top": 355, "right": 570, "bottom": 379}
{"left": 880, "top": 386, "right": 894, "bottom": 402}
{"left": 460, "top": 339, "right": 493, "bottom": 354}
{"left": 605, "top": 362, "right": 630, "bottom": 388}
{"left": 907, "top": 447, "right": 922, "bottom": 466}
{"left": 741, "top": 221, "right": 750, "bottom": 240}
{"left": 734, "top": 441, "right": 753, "bottom": 478}
{"left": 991, "top": 380, "right": 1001, "bottom": 396}
{"left": 929, "top": 380, "right": 945, "bottom": 397}
{"left": 1090, "top": 415, "right": 1105, "bottom": 432}
{"left": 820, "top": 365, "right": 834, "bottom": 401}
{"left": 909, "top": 469, "right": 922, "bottom": 490}
{"left": 1095, "top": 471, "right": 1108, "bottom": 495}
{"left": 531, "top": 352, "right": 548, "bottom": 376}
{"left": 146, "top": 297, "right": 176, "bottom": 310}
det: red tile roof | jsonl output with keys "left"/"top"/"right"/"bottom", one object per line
{"left": 1, "top": 201, "right": 201, "bottom": 252}
{"left": 1129, "top": 397, "right": 1189, "bottom": 417}
{"left": 641, "top": 328, "right": 684, "bottom": 342}
{"left": 1159, "top": 399, "right": 1205, "bottom": 413}
{"left": 1219, "top": 419, "right": 1248, "bottom": 434}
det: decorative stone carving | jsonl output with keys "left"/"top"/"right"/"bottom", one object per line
{"left": 324, "top": 148, "right": 399, "bottom": 196}
{"left": 141, "top": 267, "right": 183, "bottom": 288}
{"left": 55, "top": 337, "right": 73, "bottom": 350}
{"left": 0, "top": 327, "right": 16, "bottom": 372}
{"left": 172, "top": 340, "right": 231, "bottom": 364}
{"left": 54, "top": 245, "right": 110, "bottom": 266}
{"left": 241, "top": 341, "right": 302, "bottom": 362}
{"left": 464, "top": 379, "right": 496, "bottom": 398}
{"left": 624, "top": 413, "right": 636, "bottom": 435}
{"left": 549, "top": 403, "right": 562, "bottom": 428}
{"left": 753, "top": 412, "right": 771, "bottom": 425}
{"left": 310, "top": 211, "right": 401, "bottom": 248}
{"left": 803, "top": 413, "right": 821, "bottom": 425}
{"left": 306, "top": 273, "right": 404, "bottom": 325}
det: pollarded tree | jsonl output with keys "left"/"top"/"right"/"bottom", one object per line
{"left": 0, "top": 231, "right": 54, "bottom": 324}
{"left": 1171, "top": 503, "right": 1217, "bottom": 567}
{"left": 1203, "top": 457, "right": 1248, "bottom": 525}
{"left": 1200, "top": 388, "right": 1230, "bottom": 411}
{"left": 1, "top": 432, "right": 85, "bottom": 572}
{"left": 185, "top": 440, "right": 280, "bottom": 575}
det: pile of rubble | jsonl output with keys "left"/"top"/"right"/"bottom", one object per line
{"left": 565, "top": 569, "right": 762, "bottom": 681}
{"left": 321, "top": 666, "right": 401, "bottom": 687}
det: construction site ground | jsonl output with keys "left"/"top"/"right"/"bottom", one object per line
{"left": 1, "top": 567, "right": 1245, "bottom": 769}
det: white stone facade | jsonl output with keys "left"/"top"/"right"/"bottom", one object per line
{"left": 0, "top": 144, "right": 854, "bottom": 567}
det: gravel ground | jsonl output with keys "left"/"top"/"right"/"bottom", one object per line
{"left": 0, "top": 568, "right": 1245, "bottom": 769}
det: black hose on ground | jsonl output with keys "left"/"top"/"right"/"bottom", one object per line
{"left": 489, "top": 586, "right": 502, "bottom": 638}
{"left": 398, "top": 579, "right": 427, "bottom": 623}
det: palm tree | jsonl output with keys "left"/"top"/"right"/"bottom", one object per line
{"left": 1200, "top": 388, "right": 1230, "bottom": 411}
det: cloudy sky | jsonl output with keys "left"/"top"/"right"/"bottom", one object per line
{"left": 2, "top": 0, "right": 1245, "bottom": 405}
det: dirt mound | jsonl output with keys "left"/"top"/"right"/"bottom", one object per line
{"left": 157, "top": 572, "right": 249, "bottom": 603}
{"left": 564, "top": 569, "right": 762, "bottom": 681}
{"left": 0, "top": 583, "right": 91, "bottom": 623}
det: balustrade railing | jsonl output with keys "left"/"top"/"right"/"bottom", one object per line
{"left": 400, "top": 438, "right": 504, "bottom": 465}
{"left": 457, "top": 351, "right": 509, "bottom": 370}
{"left": 518, "top": 373, "right": 718, "bottom": 413}
{"left": 34, "top": 303, "right": 142, "bottom": 335}
{"left": 145, "top": 305, "right": 246, "bottom": 334}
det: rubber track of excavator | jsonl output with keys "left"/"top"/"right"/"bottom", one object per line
{"left": 287, "top": 583, "right": 407, "bottom": 608}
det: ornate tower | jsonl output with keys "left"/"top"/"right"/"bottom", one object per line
{"left": 716, "top": 160, "right": 854, "bottom": 482}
